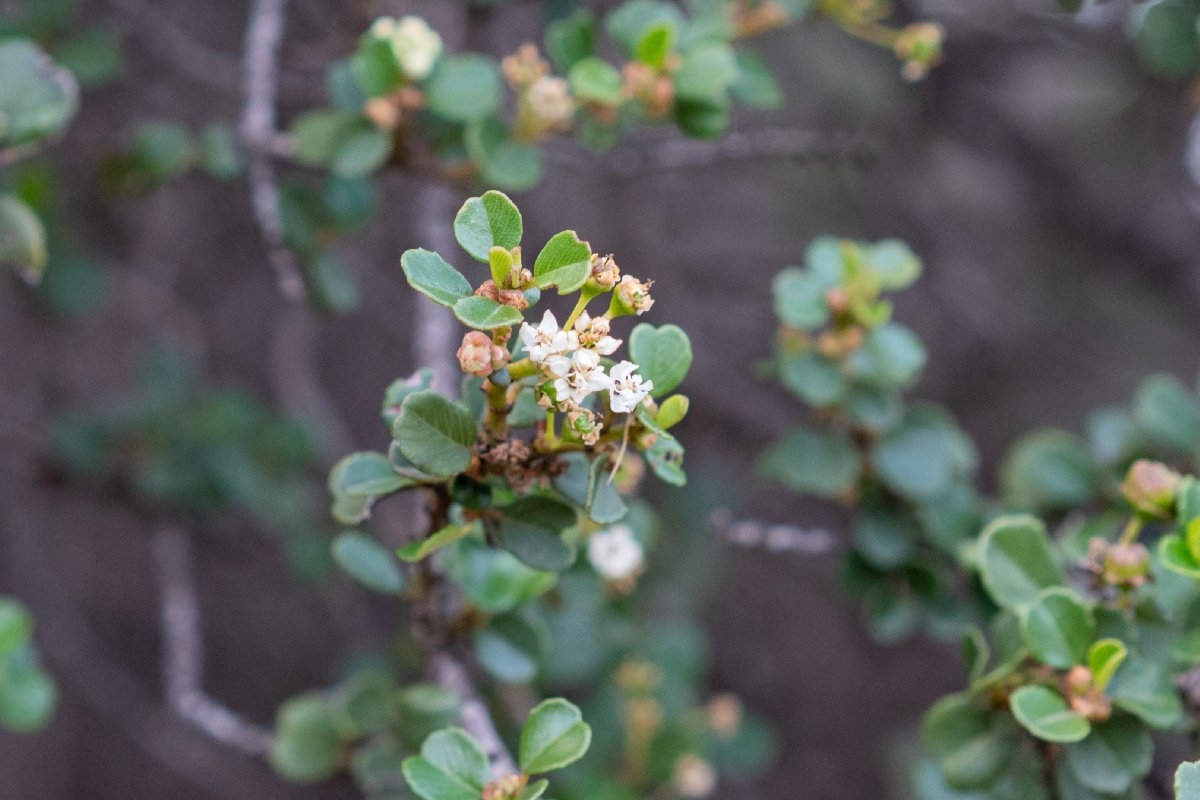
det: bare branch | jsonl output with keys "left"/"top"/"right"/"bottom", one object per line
{"left": 152, "top": 526, "right": 275, "bottom": 758}
{"left": 106, "top": 0, "right": 322, "bottom": 100}
{"left": 710, "top": 509, "right": 837, "bottom": 556}
{"left": 544, "top": 128, "right": 875, "bottom": 177}
{"left": 430, "top": 652, "right": 519, "bottom": 779}
{"left": 240, "top": 0, "right": 306, "bottom": 303}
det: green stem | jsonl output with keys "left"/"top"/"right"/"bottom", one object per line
{"left": 562, "top": 293, "right": 592, "bottom": 331}
{"left": 508, "top": 358, "right": 537, "bottom": 381}
{"left": 484, "top": 379, "right": 509, "bottom": 437}
{"left": 1118, "top": 516, "right": 1144, "bottom": 547}
{"left": 544, "top": 409, "right": 558, "bottom": 447}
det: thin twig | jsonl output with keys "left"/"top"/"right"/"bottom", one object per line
{"left": 240, "top": 0, "right": 306, "bottom": 303}
{"left": 709, "top": 509, "right": 837, "bottom": 555}
{"left": 543, "top": 128, "right": 875, "bottom": 177}
{"left": 152, "top": 525, "right": 276, "bottom": 758}
{"left": 106, "top": 0, "right": 322, "bottom": 100}
{"left": 430, "top": 652, "right": 519, "bottom": 779}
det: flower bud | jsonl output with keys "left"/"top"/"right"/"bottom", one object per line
{"left": 482, "top": 774, "right": 528, "bottom": 800}
{"left": 369, "top": 16, "right": 443, "bottom": 82}
{"left": 587, "top": 254, "right": 620, "bottom": 292}
{"left": 1121, "top": 459, "right": 1181, "bottom": 518}
{"left": 363, "top": 97, "right": 400, "bottom": 130}
{"left": 706, "top": 693, "right": 743, "bottom": 739}
{"left": 501, "top": 43, "right": 549, "bottom": 88}
{"left": 1104, "top": 542, "right": 1150, "bottom": 587}
{"left": 458, "top": 331, "right": 497, "bottom": 377}
{"left": 527, "top": 76, "right": 575, "bottom": 127}
{"left": 895, "top": 22, "right": 944, "bottom": 82}
{"left": 610, "top": 274, "right": 655, "bottom": 317}
{"left": 498, "top": 288, "right": 529, "bottom": 310}
{"left": 673, "top": 754, "right": 718, "bottom": 799}
{"left": 567, "top": 407, "right": 602, "bottom": 446}
{"left": 474, "top": 280, "right": 501, "bottom": 302}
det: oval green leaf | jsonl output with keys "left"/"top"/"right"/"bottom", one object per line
{"left": 519, "top": 698, "right": 593, "bottom": 774}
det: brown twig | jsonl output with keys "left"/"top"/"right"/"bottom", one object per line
{"left": 152, "top": 525, "right": 275, "bottom": 758}
{"left": 430, "top": 652, "right": 519, "bottom": 779}
{"left": 240, "top": 0, "right": 306, "bottom": 303}
{"left": 709, "top": 508, "right": 837, "bottom": 555}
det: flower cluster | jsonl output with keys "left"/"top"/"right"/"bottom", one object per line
{"left": 587, "top": 523, "right": 646, "bottom": 584}
{"left": 368, "top": 15, "right": 443, "bottom": 81}
{"left": 519, "top": 309, "right": 653, "bottom": 444}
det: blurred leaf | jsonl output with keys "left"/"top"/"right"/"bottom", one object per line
{"left": 0, "top": 194, "right": 47, "bottom": 283}
{"left": 772, "top": 267, "right": 831, "bottom": 329}
{"left": 1019, "top": 587, "right": 1094, "bottom": 669}
{"left": 332, "top": 532, "right": 405, "bottom": 595}
{"left": 731, "top": 52, "right": 782, "bottom": 109}
{"left": 1001, "top": 430, "right": 1098, "bottom": 512}
{"left": 496, "top": 496, "right": 577, "bottom": 571}
{"left": 1133, "top": 374, "right": 1200, "bottom": 453}
{"left": 1061, "top": 715, "right": 1151, "bottom": 795}
{"left": 761, "top": 426, "right": 861, "bottom": 498}
{"left": 55, "top": 27, "right": 121, "bottom": 86}
{"left": 197, "top": 123, "right": 243, "bottom": 180}
{"left": 546, "top": 10, "right": 596, "bottom": 72}
{"left": 271, "top": 694, "right": 343, "bottom": 783}
{"left": 474, "top": 611, "right": 544, "bottom": 683}
{"left": 0, "top": 39, "right": 77, "bottom": 146}
{"left": 1135, "top": 0, "right": 1200, "bottom": 79}
{"left": 426, "top": 55, "right": 501, "bottom": 123}
{"left": 569, "top": 57, "right": 624, "bottom": 106}
{"left": 922, "top": 693, "right": 1018, "bottom": 790}
{"left": 977, "top": 515, "right": 1064, "bottom": 611}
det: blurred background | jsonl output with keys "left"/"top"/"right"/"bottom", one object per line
{"left": 3, "top": 0, "right": 1200, "bottom": 798}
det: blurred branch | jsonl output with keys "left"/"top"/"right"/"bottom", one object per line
{"left": 412, "top": 180, "right": 462, "bottom": 395}
{"left": 709, "top": 509, "right": 837, "bottom": 555}
{"left": 240, "top": 0, "right": 306, "bottom": 303}
{"left": 430, "top": 652, "right": 519, "bottom": 780}
{"left": 152, "top": 525, "right": 275, "bottom": 758}
{"left": 544, "top": 128, "right": 875, "bottom": 177}
{"left": 106, "top": 0, "right": 322, "bottom": 100}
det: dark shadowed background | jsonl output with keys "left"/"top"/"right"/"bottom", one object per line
{"left": 3, "top": 1, "right": 1200, "bottom": 798}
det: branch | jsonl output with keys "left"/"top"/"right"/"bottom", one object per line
{"left": 412, "top": 180, "right": 464, "bottom": 395}
{"left": 152, "top": 525, "right": 275, "bottom": 757}
{"left": 240, "top": 0, "right": 306, "bottom": 303}
{"left": 106, "top": 0, "right": 322, "bottom": 100}
{"left": 543, "top": 128, "right": 875, "bottom": 177}
{"left": 709, "top": 509, "right": 837, "bottom": 555}
{"left": 430, "top": 652, "right": 519, "bottom": 779}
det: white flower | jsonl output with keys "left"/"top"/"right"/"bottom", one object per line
{"left": 588, "top": 524, "right": 644, "bottom": 581}
{"left": 384, "top": 16, "right": 443, "bottom": 81}
{"left": 551, "top": 348, "right": 612, "bottom": 407}
{"left": 608, "top": 360, "right": 653, "bottom": 413}
{"left": 573, "top": 311, "right": 620, "bottom": 355}
{"left": 519, "top": 310, "right": 578, "bottom": 364}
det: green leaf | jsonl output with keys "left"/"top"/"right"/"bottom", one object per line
{"left": 779, "top": 351, "right": 845, "bottom": 407}
{"left": 0, "top": 599, "right": 32, "bottom": 654}
{"left": 1009, "top": 685, "right": 1090, "bottom": 743}
{"left": 1062, "top": 715, "right": 1151, "bottom": 795}
{"left": 1177, "top": 760, "right": 1200, "bottom": 800}
{"left": 270, "top": 695, "right": 343, "bottom": 783}
{"left": 426, "top": 55, "right": 501, "bottom": 123}
{"left": 289, "top": 110, "right": 358, "bottom": 166}
{"left": 329, "top": 451, "right": 408, "bottom": 497}
{"left": 56, "top": 27, "right": 122, "bottom": 87}
{"left": 497, "top": 496, "right": 578, "bottom": 571}
{"left": 306, "top": 253, "right": 361, "bottom": 314}
{"left": 330, "top": 120, "right": 392, "bottom": 177}
{"left": 977, "top": 515, "right": 1065, "bottom": 610}
{"left": 1019, "top": 587, "right": 1094, "bottom": 669}
{"left": 760, "top": 426, "right": 861, "bottom": 498}
{"left": 196, "top": 123, "right": 243, "bottom": 179}
{"left": 730, "top": 52, "right": 782, "bottom": 109}
{"left": 1087, "top": 638, "right": 1127, "bottom": 692}
{"left": 1133, "top": 374, "right": 1200, "bottom": 453}
{"left": 395, "top": 685, "right": 462, "bottom": 750}
{"left": 331, "top": 532, "right": 405, "bottom": 594}
{"left": 402, "top": 728, "right": 491, "bottom": 800}
{"left": 546, "top": 10, "right": 596, "bottom": 73}
{"left": 351, "top": 36, "right": 403, "bottom": 97}
{"left": 634, "top": 22, "right": 676, "bottom": 69}
{"left": 867, "top": 239, "right": 922, "bottom": 290}
{"left": 474, "top": 612, "right": 544, "bottom": 684}
{"left": 400, "top": 248, "right": 473, "bottom": 307}
{"left": 921, "top": 693, "right": 1018, "bottom": 790}
{"left": 392, "top": 391, "right": 476, "bottom": 477}
{"left": 383, "top": 368, "right": 435, "bottom": 426}
{"left": 628, "top": 324, "right": 692, "bottom": 397}
{"left": 772, "top": 267, "right": 831, "bottom": 329}
{"left": 847, "top": 323, "right": 927, "bottom": 389}
{"left": 331, "top": 492, "right": 375, "bottom": 525}
{"left": 453, "top": 296, "right": 524, "bottom": 330}
{"left": 1135, "top": 0, "right": 1200, "bottom": 79}
{"left": 445, "top": 541, "right": 557, "bottom": 613}
{"left": 1159, "top": 533, "right": 1200, "bottom": 579}
{"left": 0, "top": 194, "right": 47, "bottom": 283}
{"left": 519, "top": 698, "right": 593, "bottom": 774}
{"left": 0, "top": 667, "right": 56, "bottom": 732}
{"left": 534, "top": 231, "right": 592, "bottom": 293}
{"left": 553, "top": 453, "right": 628, "bottom": 525}
{"left": 1110, "top": 658, "right": 1183, "bottom": 729}
{"left": 853, "top": 510, "right": 918, "bottom": 571}
{"left": 1001, "top": 430, "right": 1098, "bottom": 512}
{"left": 674, "top": 97, "right": 730, "bottom": 139}
{"left": 454, "top": 190, "right": 523, "bottom": 262}
{"left": 870, "top": 408, "right": 967, "bottom": 501}
{"left": 398, "top": 522, "right": 477, "bottom": 563}
{"left": 517, "top": 779, "right": 550, "bottom": 800}
{"left": 568, "top": 57, "right": 624, "bottom": 106}
{"left": 673, "top": 42, "right": 738, "bottom": 101}
{"left": 645, "top": 432, "right": 686, "bottom": 486}
{"left": 0, "top": 39, "right": 78, "bottom": 147}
